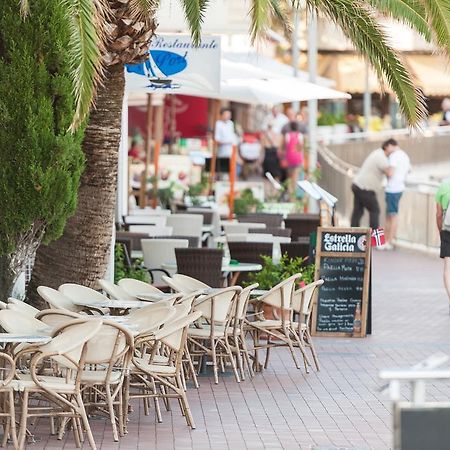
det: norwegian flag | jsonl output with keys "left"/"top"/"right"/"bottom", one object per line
{"left": 371, "top": 227, "right": 386, "bottom": 247}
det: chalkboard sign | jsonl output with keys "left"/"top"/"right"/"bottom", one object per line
{"left": 312, "top": 227, "right": 371, "bottom": 337}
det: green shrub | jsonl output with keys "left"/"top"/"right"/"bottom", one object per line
{"left": 114, "top": 244, "right": 150, "bottom": 284}
{"left": 234, "top": 188, "right": 263, "bottom": 216}
{"left": 244, "top": 254, "right": 315, "bottom": 290}
{"left": 0, "top": 0, "right": 84, "bottom": 255}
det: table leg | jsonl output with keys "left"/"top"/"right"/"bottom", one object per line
{"left": 229, "top": 272, "right": 240, "bottom": 286}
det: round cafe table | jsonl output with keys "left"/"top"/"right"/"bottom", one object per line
{"left": 0, "top": 334, "right": 51, "bottom": 344}
{"left": 73, "top": 299, "right": 147, "bottom": 315}
{"left": 135, "top": 292, "right": 180, "bottom": 302}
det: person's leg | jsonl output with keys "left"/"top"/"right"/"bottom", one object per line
{"left": 288, "top": 167, "right": 298, "bottom": 200}
{"left": 390, "top": 193, "right": 402, "bottom": 242}
{"left": 384, "top": 192, "right": 392, "bottom": 242}
{"left": 390, "top": 215, "right": 398, "bottom": 242}
{"left": 385, "top": 215, "right": 393, "bottom": 242}
{"left": 366, "top": 191, "right": 380, "bottom": 229}
{"left": 351, "top": 185, "right": 365, "bottom": 227}
{"left": 385, "top": 192, "right": 400, "bottom": 243}
{"left": 444, "top": 257, "right": 450, "bottom": 302}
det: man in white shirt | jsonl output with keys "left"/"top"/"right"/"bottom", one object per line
{"left": 214, "top": 108, "right": 237, "bottom": 159}
{"left": 351, "top": 139, "right": 395, "bottom": 229}
{"left": 263, "top": 105, "right": 288, "bottom": 134}
{"left": 385, "top": 141, "right": 410, "bottom": 249}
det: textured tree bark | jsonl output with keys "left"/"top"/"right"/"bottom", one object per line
{"left": 0, "top": 223, "right": 44, "bottom": 303}
{"left": 28, "top": 64, "right": 124, "bottom": 307}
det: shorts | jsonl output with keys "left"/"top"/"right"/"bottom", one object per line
{"left": 440, "top": 230, "right": 450, "bottom": 258}
{"left": 385, "top": 192, "right": 403, "bottom": 215}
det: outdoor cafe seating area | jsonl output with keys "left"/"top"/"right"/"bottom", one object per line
{"left": 0, "top": 211, "right": 323, "bottom": 449}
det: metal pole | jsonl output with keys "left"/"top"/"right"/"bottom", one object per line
{"left": 292, "top": 7, "right": 300, "bottom": 112}
{"left": 364, "top": 60, "right": 371, "bottom": 132}
{"left": 116, "top": 91, "right": 129, "bottom": 221}
{"left": 308, "top": 9, "right": 319, "bottom": 213}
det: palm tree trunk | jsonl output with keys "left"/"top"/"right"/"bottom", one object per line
{"left": 28, "top": 64, "right": 125, "bottom": 307}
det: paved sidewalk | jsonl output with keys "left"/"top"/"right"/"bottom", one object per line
{"left": 31, "top": 249, "right": 450, "bottom": 449}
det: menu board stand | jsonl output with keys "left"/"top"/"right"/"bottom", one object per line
{"left": 312, "top": 227, "right": 372, "bottom": 338}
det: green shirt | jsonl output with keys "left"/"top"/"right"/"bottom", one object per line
{"left": 435, "top": 181, "right": 450, "bottom": 209}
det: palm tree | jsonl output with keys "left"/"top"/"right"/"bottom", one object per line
{"left": 28, "top": 0, "right": 450, "bottom": 306}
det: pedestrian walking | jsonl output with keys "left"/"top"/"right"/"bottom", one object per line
{"left": 384, "top": 140, "right": 410, "bottom": 249}
{"left": 350, "top": 139, "right": 395, "bottom": 229}
{"left": 435, "top": 179, "right": 450, "bottom": 311}
{"left": 261, "top": 121, "right": 282, "bottom": 180}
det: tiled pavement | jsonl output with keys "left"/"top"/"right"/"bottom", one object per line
{"left": 29, "top": 249, "right": 450, "bottom": 449}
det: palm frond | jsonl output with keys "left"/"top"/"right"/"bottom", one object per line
{"left": 19, "top": 0, "right": 30, "bottom": 17}
{"left": 309, "top": 0, "right": 426, "bottom": 126}
{"left": 61, "top": 0, "right": 107, "bottom": 131}
{"left": 249, "top": 0, "right": 272, "bottom": 43}
{"left": 423, "top": 0, "right": 450, "bottom": 54}
{"left": 268, "top": 0, "right": 292, "bottom": 37}
{"left": 179, "top": 0, "right": 209, "bottom": 46}
{"left": 128, "top": 0, "right": 160, "bottom": 22}
{"left": 368, "top": 0, "right": 430, "bottom": 41}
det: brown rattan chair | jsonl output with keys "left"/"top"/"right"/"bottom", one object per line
{"left": 186, "top": 209, "right": 213, "bottom": 225}
{"left": 228, "top": 242, "right": 273, "bottom": 284}
{"left": 228, "top": 242, "right": 273, "bottom": 265}
{"left": 148, "top": 235, "right": 199, "bottom": 248}
{"left": 237, "top": 213, "right": 283, "bottom": 228}
{"left": 116, "top": 231, "right": 149, "bottom": 252}
{"left": 284, "top": 214, "right": 320, "bottom": 241}
{"left": 115, "top": 238, "right": 132, "bottom": 263}
{"left": 249, "top": 227, "right": 291, "bottom": 237}
{"left": 280, "top": 242, "right": 310, "bottom": 261}
{"left": 175, "top": 248, "right": 224, "bottom": 287}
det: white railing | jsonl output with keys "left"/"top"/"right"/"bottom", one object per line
{"left": 322, "top": 124, "right": 450, "bottom": 145}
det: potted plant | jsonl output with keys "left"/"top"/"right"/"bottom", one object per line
{"left": 186, "top": 174, "right": 208, "bottom": 206}
{"left": 234, "top": 188, "right": 264, "bottom": 216}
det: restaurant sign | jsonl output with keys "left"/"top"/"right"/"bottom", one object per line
{"left": 125, "top": 34, "right": 221, "bottom": 93}
{"left": 321, "top": 231, "right": 367, "bottom": 253}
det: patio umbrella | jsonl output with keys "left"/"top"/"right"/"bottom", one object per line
{"left": 220, "top": 77, "right": 350, "bottom": 104}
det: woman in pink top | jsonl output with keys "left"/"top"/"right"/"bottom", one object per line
{"left": 282, "top": 122, "right": 304, "bottom": 199}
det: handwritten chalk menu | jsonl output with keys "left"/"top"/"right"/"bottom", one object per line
{"left": 312, "top": 227, "right": 371, "bottom": 337}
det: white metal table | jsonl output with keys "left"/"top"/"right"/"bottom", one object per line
{"left": 0, "top": 334, "right": 51, "bottom": 344}
{"left": 135, "top": 292, "right": 179, "bottom": 302}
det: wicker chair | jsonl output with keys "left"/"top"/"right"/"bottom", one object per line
{"left": 228, "top": 242, "right": 273, "bottom": 265}
{"left": 280, "top": 242, "right": 310, "bottom": 261}
{"left": 237, "top": 213, "right": 283, "bottom": 228}
{"left": 228, "top": 242, "right": 273, "bottom": 284}
{"left": 115, "top": 239, "right": 132, "bottom": 268}
{"left": 116, "top": 231, "right": 149, "bottom": 252}
{"left": 284, "top": 214, "right": 320, "bottom": 241}
{"left": 175, "top": 248, "right": 224, "bottom": 287}
{"left": 186, "top": 209, "right": 213, "bottom": 225}
{"left": 249, "top": 227, "right": 291, "bottom": 237}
